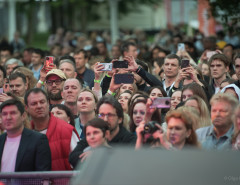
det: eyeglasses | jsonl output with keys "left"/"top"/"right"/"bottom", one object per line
{"left": 98, "top": 113, "right": 117, "bottom": 119}
{"left": 46, "top": 79, "right": 65, "bottom": 86}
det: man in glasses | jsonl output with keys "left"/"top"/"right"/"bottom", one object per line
{"left": 45, "top": 69, "right": 66, "bottom": 107}
{"left": 69, "top": 95, "right": 136, "bottom": 168}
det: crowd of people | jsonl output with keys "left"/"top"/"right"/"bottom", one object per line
{"left": 0, "top": 25, "right": 240, "bottom": 172}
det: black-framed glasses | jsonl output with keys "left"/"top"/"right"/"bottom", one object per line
{"left": 98, "top": 113, "right": 117, "bottom": 119}
{"left": 46, "top": 79, "right": 65, "bottom": 86}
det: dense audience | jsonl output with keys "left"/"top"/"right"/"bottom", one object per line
{"left": 0, "top": 26, "right": 240, "bottom": 172}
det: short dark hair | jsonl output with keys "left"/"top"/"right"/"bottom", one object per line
{"left": 9, "top": 72, "right": 27, "bottom": 84}
{"left": 121, "top": 42, "right": 137, "bottom": 56}
{"left": 208, "top": 53, "right": 230, "bottom": 67}
{"left": 24, "top": 88, "right": 49, "bottom": 106}
{"left": 51, "top": 104, "right": 75, "bottom": 126}
{"left": 0, "top": 99, "right": 25, "bottom": 115}
{"left": 33, "top": 48, "right": 45, "bottom": 58}
{"left": 74, "top": 49, "right": 88, "bottom": 59}
{"left": 83, "top": 118, "right": 109, "bottom": 137}
{"left": 96, "top": 96, "right": 123, "bottom": 123}
{"left": 164, "top": 54, "right": 181, "bottom": 66}
{"left": 0, "top": 65, "right": 6, "bottom": 78}
{"left": 59, "top": 55, "right": 76, "bottom": 64}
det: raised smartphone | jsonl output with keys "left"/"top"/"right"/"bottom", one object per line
{"left": 113, "top": 60, "right": 128, "bottom": 68}
{"left": 150, "top": 97, "right": 171, "bottom": 109}
{"left": 114, "top": 73, "right": 134, "bottom": 84}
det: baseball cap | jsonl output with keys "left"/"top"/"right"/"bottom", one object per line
{"left": 46, "top": 69, "right": 67, "bottom": 80}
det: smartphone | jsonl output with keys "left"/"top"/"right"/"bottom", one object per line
{"left": 0, "top": 88, "right": 3, "bottom": 94}
{"left": 114, "top": 73, "right": 134, "bottom": 84}
{"left": 181, "top": 59, "right": 190, "bottom": 69}
{"left": 99, "top": 63, "right": 112, "bottom": 71}
{"left": 150, "top": 97, "right": 171, "bottom": 109}
{"left": 45, "top": 56, "right": 55, "bottom": 73}
{"left": 178, "top": 43, "right": 185, "bottom": 51}
{"left": 113, "top": 60, "right": 128, "bottom": 68}
{"left": 206, "top": 51, "right": 217, "bottom": 59}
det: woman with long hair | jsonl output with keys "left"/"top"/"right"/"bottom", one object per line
{"left": 77, "top": 88, "right": 98, "bottom": 138}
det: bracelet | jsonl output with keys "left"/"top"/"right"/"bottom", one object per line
{"left": 38, "top": 80, "right": 44, "bottom": 85}
{"left": 94, "top": 79, "right": 101, "bottom": 83}
{"left": 106, "top": 74, "right": 111, "bottom": 78}
{"left": 107, "top": 89, "right": 116, "bottom": 96}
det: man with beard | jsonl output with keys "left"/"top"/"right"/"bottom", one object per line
{"left": 45, "top": 69, "right": 66, "bottom": 108}
{"left": 69, "top": 95, "right": 136, "bottom": 168}
{"left": 196, "top": 93, "right": 238, "bottom": 150}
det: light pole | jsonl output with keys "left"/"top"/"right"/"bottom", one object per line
{"left": 109, "top": 0, "right": 119, "bottom": 45}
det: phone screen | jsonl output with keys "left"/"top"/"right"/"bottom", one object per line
{"left": 99, "top": 63, "right": 112, "bottom": 71}
{"left": 114, "top": 73, "right": 134, "bottom": 84}
{"left": 113, "top": 60, "right": 128, "bottom": 68}
{"left": 178, "top": 43, "right": 185, "bottom": 51}
{"left": 150, "top": 97, "right": 171, "bottom": 109}
{"left": 181, "top": 59, "right": 190, "bottom": 69}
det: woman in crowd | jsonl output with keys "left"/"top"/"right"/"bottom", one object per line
{"left": 77, "top": 88, "right": 98, "bottom": 138}
{"left": 118, "top": 90, "right": 133, "bottom": 114}
{"left": 135, "top": 107, "right": 199, "bottom": 150}
{"left": 181, "top": 82, "right": 209, "bottom": 108}
{"left": 51, "top": 104, "right": 75, "bottom": 126}
{"left": 232, "top": 105, "right": 240, "bottom": 150}
{"left": 129, "top": 99, "right": 147, "bottom": 133}
{"left": 80, "top": 118, "right": 111, "bottom": 163}
{"left": 184, "top": 95, "right": 211, "bottom": 128}
{"left": 170, "top": 90, "right": 182, "bottom": 110}
{"left": 148, "top": 86, "right": 167, "bottom": 99}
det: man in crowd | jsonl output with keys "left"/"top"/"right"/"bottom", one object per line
{"left": 44, "top": 69, "right": 66, "bottom": 107}
{"left": 0, "top": 99, "right": 51, "bottom": 172}
{"left": 25, "top": 88, "right": 79, "bottom": 171}
{"left": 208, "top": 53, "right": 230, "bottom": 96}
{"left": 62, "top": 78, "right": 82, "bottom": 117}
{"left": 162, "top": 54, "right": 181, "bottom": 95}
{"left": 196, "top": 93, "right": 238, "bottom": 150}
{"left": 69, "top": 95, "right": 136, "bottom": 168}
{"left": 29, "top": 48, "right": 44, "bottom": 80}
{"left": 0, "top": 46, "right": 13, "bottom": 66}
{"left": 121, "top": 42, "right": 138, "bottom": 59}
{"left": 9, "top": 72, "right": 28, "bottom": 97}
{"left": 59, "top": 59, "right": 77, "bottom": 79}
{"left": 233, "top": 54, "right": 240, "bottom": 88}
{"left": 74, "top": 49, "right": 94, "bottom": 88}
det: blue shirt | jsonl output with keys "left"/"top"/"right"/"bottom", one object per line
{"left": 196, "top": 124, "right": 234, "bottom": 150}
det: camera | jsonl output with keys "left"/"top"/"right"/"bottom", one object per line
{"left": 143, "top": 121, "right": 160, "bottom": 134}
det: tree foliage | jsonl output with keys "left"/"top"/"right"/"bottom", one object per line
{"left": 208, "top": 0, "right": 240, "bottom": 23}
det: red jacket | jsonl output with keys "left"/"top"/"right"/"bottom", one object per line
{"left": 31, "top": 113, "right": 79, "bottom": 171}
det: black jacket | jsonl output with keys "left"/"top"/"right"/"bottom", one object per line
{"left": 0, "top": 128, "right": 51, "bottom": 172}
{"left": 69, "top": 126, "right": 136, "bottom": 169}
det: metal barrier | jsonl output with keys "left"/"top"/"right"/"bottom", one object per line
{"left": 0, "top": 171, "right": 80, "bottom": 185}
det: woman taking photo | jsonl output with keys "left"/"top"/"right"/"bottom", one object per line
{"left": 136, "top": 107, "right": 199, "bottom": 150}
